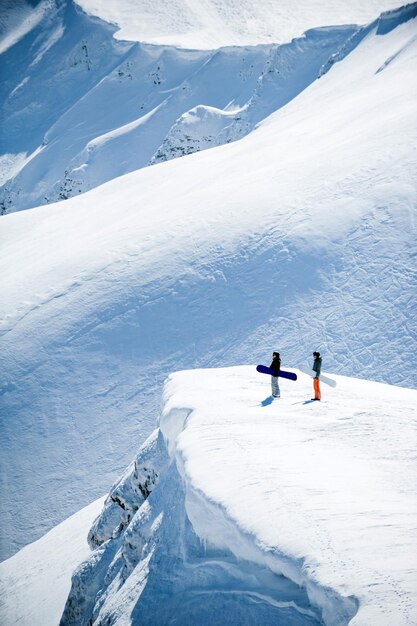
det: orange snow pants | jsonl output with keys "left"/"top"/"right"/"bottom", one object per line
{"left": 314, "top": 378, "right": 321, "bottom": 400}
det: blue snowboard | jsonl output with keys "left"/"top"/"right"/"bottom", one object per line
{"left": 256, "top": 365, "right": 297, "bottom": 381}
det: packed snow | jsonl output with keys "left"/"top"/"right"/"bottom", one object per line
{"left": 0, "top": 496, "right": 104, "bottom": 626}
{"left": 74, "top": 0, "right": 401, "bottom": 49}
{"left": 58, "top": 366, "right": 417, "bottom": 625}
{"left": 1, "top": 6, "right": 416, "bottom": 562}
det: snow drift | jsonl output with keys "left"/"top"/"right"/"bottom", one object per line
{"left": 58, "top": 366, "right": 417, "bottom": 625}
{"left": 1, "top": 4, "right": 416, "bottom": 562}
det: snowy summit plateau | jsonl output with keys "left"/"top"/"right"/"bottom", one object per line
{"left": 0, "top": 1, "right": 417, "bottom": 625}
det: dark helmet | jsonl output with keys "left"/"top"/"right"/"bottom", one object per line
{"left": 272, "top": 351, "right": 280, "bottom": 358}
{"left": 313, "top": 351, "right": 320, "bottom": 357}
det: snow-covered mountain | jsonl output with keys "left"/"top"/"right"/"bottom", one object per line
{"left": 0, "top": 1, "right": 407, "bottom": 215}
{"left": 75, "top": 0, "right": 401, "bottom": 49}
{"left": 1, "top": 2, "right": 416, "bottom": 567}
{"left": 2, "top": 369, "right": 416, "bottom": 625}
{"left": 63, "top": 368, "right": 416, "bottom": 626}
{"left": 1, "top": 0, "right": 360, "bottom": 213}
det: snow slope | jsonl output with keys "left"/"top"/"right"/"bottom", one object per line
{"left": 0, "top": 496, "right": 104, "bottom": 626}
{"left": 60, "top": 367, "right": 417, "bottom": 626}
{"left": 0, "top": 0, "right": 52, "bottom": 55}
{"left": 1, "top": 7, "right": 416, "bottom": 561}
{"left": 0, "top": 0, "right": 357, "bottom": 213}
{"left": 75, "top": 0, "right": 400, "bottom": 49}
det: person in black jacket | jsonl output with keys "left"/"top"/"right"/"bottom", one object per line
{"left": 270, "top": 351, "right": 281, "bottom": 398}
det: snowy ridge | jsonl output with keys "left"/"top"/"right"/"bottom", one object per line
{"left": 149, "top": 26, "right": 355, "bottom": 166}
{"left": 74, "top": 0, "right": 400, "bottom": 49}
{"left": 2, "top": 2, "right": 414, "bottom": 214}
{"left": 61, "top": 367, "right": 417, "bottom": 625}
{"left": 0, "top": 0, "right": 356, "bottom": 213}
{"left": 1, "top": 7, "right": 416, "bottom": 561}
{"left": 61, "top": 418, "right": 352, "bottom": 626}
{"left": 319, "top": 1, "right": 417, "bottom": 76}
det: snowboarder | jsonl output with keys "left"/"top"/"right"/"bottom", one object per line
{"left": 270, "top": 351, "right": 281, "bottom": 398}
{"left": 311, "top": 351, "right": 322, "bottom": 400}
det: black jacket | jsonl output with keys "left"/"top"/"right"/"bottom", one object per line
{"left": 312, "top": 357, "right": 322, "bottom": 377}
{"left": 270, "top": 356, "right": 281, "bottom": 377}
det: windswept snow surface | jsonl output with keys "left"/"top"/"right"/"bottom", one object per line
{"left": 0, "top": 496, "right": 104, "bottom": 626}
{"left": 0, "top": 0, "right": 52, "bottom": 55}
{"left": 60, "top": 367, "right": 417, "bottom": 626}
{"left": 1, "top": 8, "right": 417, "bottom": 560}
{"left": 0, "top": 0, "right": 357, "bottom": 213}
{"left": 75, "top": 0, "right": 400, "bottom": 49}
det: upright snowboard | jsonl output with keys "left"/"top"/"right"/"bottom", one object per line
{"left": 299, "top": 364, "right": 337, "bottom": 388}
{"left": 256, "top": 365, "right": 297, "bottom": 381}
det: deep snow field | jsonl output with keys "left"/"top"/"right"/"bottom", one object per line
{"left": 1, "top": 1, "right": 417, "bottom": 625}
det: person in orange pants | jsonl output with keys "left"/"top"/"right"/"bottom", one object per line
{"left": 312, "top": 351, "right": 322, "bottom": 401}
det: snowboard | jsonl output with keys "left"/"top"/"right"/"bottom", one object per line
{"left": 299, "top": 364, "right": 337, "bottom": 388}
{"left": 256, "top": 365, "right": 297, "bottom": 381}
